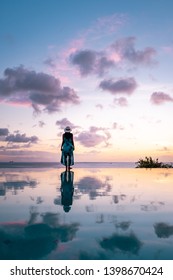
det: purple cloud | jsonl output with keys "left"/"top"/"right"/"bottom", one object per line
{"left": 111, "top": 36, "right": 156, "bottom": 65}
{"left": 99, "top": 77, "right": 137, "bottom": 95}
{"left": 75, "top": 126, "right": 111, "bottom": 147}
{"left": 0, "top": 66, "right": 80, "bottom": 113}
{"left": 38, "top": 121, "right": 46, "bottom": 128}
{"left": 150, "top": 92, "right": 173, "bottom": 105}
{"left": 69, "top": 37, "right": 156, "bottom": 77}
{"left": 5, "top": 133, "right": 38, "bottom": 144}
{"left": 112, "top": 122, "right": 118, "bottom": 129}
{"left": 112, "top": 122, "right": 124, "bottom": 130}
{"left": 114, "top": 97, "right": 128, "bottom": 106}
{"left": 43, "top": 58, "right": 56, "bottom": 68}
{"left": 70, "top": 49, "right": 115, "bottom": 76}
{"left": 56, "top": 118, "right": 79, "bottom": 130}
{"left": 96, "top": 104, "right": 103, "bottom": 109}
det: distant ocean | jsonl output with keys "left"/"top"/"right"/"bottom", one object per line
{"left": 0, "top": 161, "right": 136, "bottom": 168}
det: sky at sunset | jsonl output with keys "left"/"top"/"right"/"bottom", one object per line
{"left": 0, "top": 0, "right": 173, "bottom": 162}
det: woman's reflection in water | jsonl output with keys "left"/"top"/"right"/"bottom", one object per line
{"left": 60, "top": 171, "right": 74, "bottom": 213}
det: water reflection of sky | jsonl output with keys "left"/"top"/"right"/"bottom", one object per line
{"left": 0, "top": 167, "right": 173, "bottom": 260}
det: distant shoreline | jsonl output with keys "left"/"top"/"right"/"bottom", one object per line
{"left": 0, "top": 161, "right": 136, "bottom": 168}
{"left": 0, "top": 162, "right": 60, "bottom": 168}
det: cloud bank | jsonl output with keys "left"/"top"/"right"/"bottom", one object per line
{"left": 0, "top": 128, "right": 39, "bottom": 148}
{"left": 70, "top": 37, "right": 157, "bottom": 77}
{"left": 5, "top": 133, "right": 38, "bottom": 144}
{"left": 0, "top": 66, "right": 80, "bottom": 113}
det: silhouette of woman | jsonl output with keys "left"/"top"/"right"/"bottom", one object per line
{"left": 61, "top": 126, "right": 75, "bottom": 171}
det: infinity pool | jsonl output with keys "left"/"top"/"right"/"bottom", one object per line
{"left": 0, "top": 167, "right": 173, "bottom": 260}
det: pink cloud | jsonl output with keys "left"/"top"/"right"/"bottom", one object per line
{"left": 95, "top": 14, "right": 126, "bottom": 34}
{"left": 96, "top": 104, "right": 103, "bottom": 109}
{"left": 44, "top": 38, "right": 85, "bottom": 84}
{"left": 70, "top": 36, "right": 157, "bottom": 77}
{"left": 162, "top": 46, "right": 173, "bottom": 55}
{"left": 114, "top": 97, "right": 128, "bottom": 106}
{"left": 111, "top": 37, "right": 157, "bottom": 66}
{"left": 84, "top": 13, "right": 126, "bottom": 42}
{"left": 47, "top": 14, "right": 126, "bottom": 80}
{"left": 0, "top": 66, "right": 80, "bottom": 113}
{"left": 112, "top": 122, "right": 124, "bottom": 130}
{"left": 56, "top": 118, "right": 80, "bottom": 130}
{"left": 150, "top": 92, "right": 173, "bottom": 105}
{"left": 62, "top": 38, "right": 85, "bottom": 59}
{"left": 75, "top": 126, "right": 111, "bottom": 147}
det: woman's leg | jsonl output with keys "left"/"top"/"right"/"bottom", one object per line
{"left": 66, "top": 155, "right": 70, "bottom": 170}
{"left": 64, "top": 154, "right": 68, "bottom": 170}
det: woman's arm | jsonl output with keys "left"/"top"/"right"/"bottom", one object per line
{"left": 61, "top": 134, "right": 65, "bottom": 150}
{"left": 71, "top": 134, "right": 75, "bottom": 150}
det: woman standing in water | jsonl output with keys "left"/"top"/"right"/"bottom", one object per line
{"left": 61, "top": 126, "right": 75, "bottom": 170}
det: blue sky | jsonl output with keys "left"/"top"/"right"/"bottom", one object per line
{"left": 0, "top": 0, "right": 173, "bottom": 162}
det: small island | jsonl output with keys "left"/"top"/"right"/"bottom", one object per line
{"left": 135, "top": 156, "right": 173, "bottom": 168}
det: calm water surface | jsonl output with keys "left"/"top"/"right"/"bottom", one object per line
{"left": 0, "top": 166, "right": 173, "bottom": 260}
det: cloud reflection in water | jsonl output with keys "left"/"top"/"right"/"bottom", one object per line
{"left": 100, "top": 231, "right": 142, "bottom": 255}
{"left": 0, "top": 167, "right": 173, "bottom": 259}
{"left": 0, "top": 212, "right": 79, "bottom": 260}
